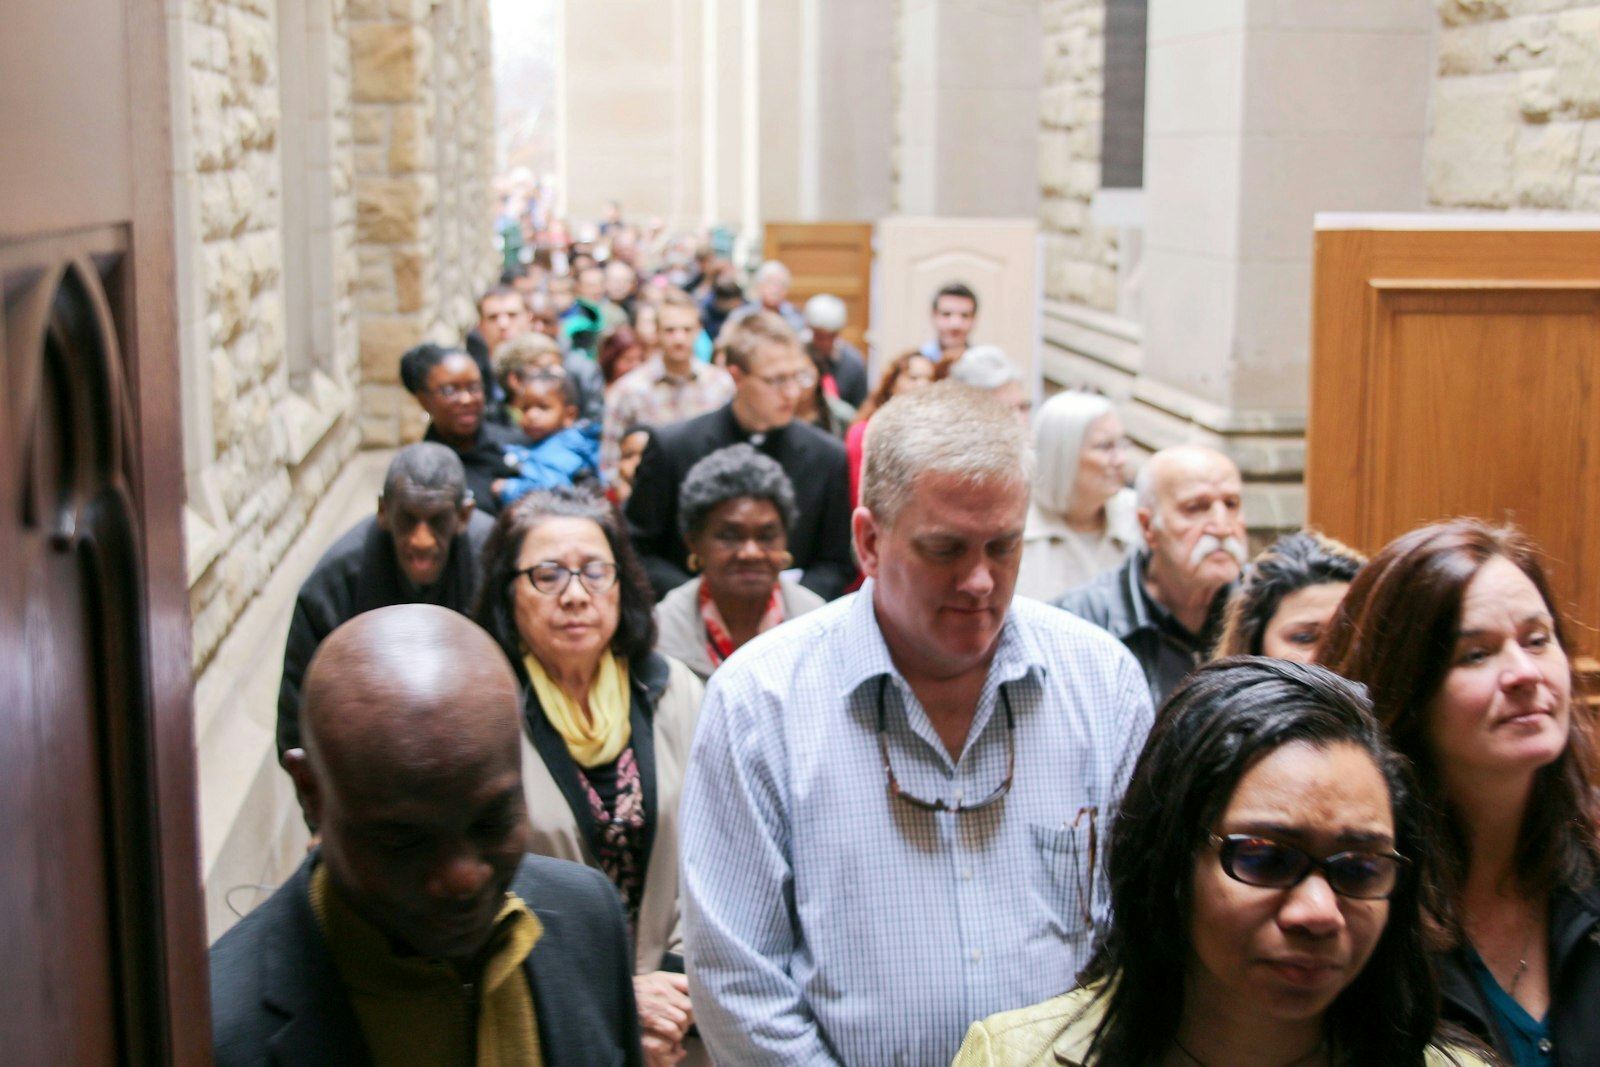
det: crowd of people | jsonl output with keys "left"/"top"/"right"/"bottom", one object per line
{"left": 207, "top": 209, "right": 1597, "bottom": 1067}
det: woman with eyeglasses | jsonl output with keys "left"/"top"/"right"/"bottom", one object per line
{"left": 953, "top": 657, "right": 1492, "bottom": 1067}
{"left": 474, "top": 487, "right": 706, "bottom": 1067}
{"left": 654, "top": 444, "right": 824, "bottom": 680}
{"left": 1017, "top": 390, "right": 1139, "bottom": 602}
{"left": 1319, "top": 520, "right": 1600, "bottom": 1067}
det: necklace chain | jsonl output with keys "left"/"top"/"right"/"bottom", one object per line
{"left": 1173, "top": 1035, "right": 1325, "bottom": 1067}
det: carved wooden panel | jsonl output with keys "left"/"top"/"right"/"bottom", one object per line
{"left": 763, "top": 221, "right": 874, "bottom": 351}
{"left": 1308, "top": 225, "right": 1600, "bottom": 674}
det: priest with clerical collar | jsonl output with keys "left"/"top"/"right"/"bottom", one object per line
{"left": 624, "top": 310, "right": 854, "bottom": 602}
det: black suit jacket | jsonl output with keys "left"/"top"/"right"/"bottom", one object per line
{"left": 424, "top": 421, "right": 527, "bottom": 518}
{"left": 624, "top": 403, "right": 854, "bottom": 601}
{"left": 275, "top": 511, "right": 495, "bottom": 760}
{"left": 210, "top": 853, "right": 644, "bottom": 1067}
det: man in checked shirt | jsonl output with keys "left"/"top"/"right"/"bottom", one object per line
{"left": 680, "top": 382, "right": 1155, "bottom": 1066}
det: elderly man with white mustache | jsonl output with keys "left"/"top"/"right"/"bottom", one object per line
{"left": 1053, "top": 445, "right": 1247, "bottom": 707}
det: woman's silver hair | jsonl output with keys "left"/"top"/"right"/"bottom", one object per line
{"left": 1031, "top": 390, "right": 1116, "bottom": 516}
{"left": 946, "top": 345, "right": 1021, "bottom": 390}
{"left": 677, "top": 443, "right": 798, "bottom": 541}
{"left": 861, "top": 383, "right": 1034, "bottom": 527}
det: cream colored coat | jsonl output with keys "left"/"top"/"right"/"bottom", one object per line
{"left": 517, "top": 652, "right": 704, "bottom": 976}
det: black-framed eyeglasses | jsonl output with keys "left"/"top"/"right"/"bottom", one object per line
{"left": 1208, "top": 833, "right": 1409, "bottom": 900}
{"left": 876, "top": 675, "right": 1014, "bottom": 814}
{"left": 516, "top": 560, "right": 619, "bottom": 597}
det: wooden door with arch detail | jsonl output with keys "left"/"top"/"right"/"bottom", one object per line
{"left": 1, "top": 0, "right": 212, "bottom": 1063}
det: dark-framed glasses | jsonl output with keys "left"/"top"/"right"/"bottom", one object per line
{"left": 432, "top": 381, "right": 485, "bottom": 399}
{"left": 877, "top": 675, "right": 1014, "bottom": 814}
{"left": 516, "top": 560, "right": 619, "bottom": 597}
{"left": 1208, "top": 833, "right": 1408, "bottom": 900}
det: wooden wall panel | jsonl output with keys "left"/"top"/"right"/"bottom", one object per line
{"left": 763, "top": 221, "right": 873, "bottom": 351}
{"left": 1309, "top": 225, "right": 1600, "bottom": 672}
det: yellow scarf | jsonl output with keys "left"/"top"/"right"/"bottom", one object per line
{"left": 522, "top": 649, "right": 632, "bottom": 768}
{"left": 310, "top": 863, "right": 544, "bottom": 1067}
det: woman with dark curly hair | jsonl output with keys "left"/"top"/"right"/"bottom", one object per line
{"left": 1214, "top": 531, "right": 1364, "bottom": 663}
{"left": 953, "top": 657, "right": 1491, "bottom": 1066}
{"left": 473, "top": 487, "right": 705, "bottom": 1066}
{"left": 654, "top": 444, "right": 824, "bottom": 679}
{"left": 1319, "top": 520, "right": 1600, "bottom": 1066}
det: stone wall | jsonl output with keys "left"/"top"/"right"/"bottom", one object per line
{"left": 1429, "top": 0, "right": 1600, "bottom": 211}
{"left": 352, "top": 0, "right": 496, "bottom": 448}
{"left": 1039, "top": 0, "right": 1118, "bottom": 312}
{"left": 177, "top": 0, "right": 363, "bottom": 674}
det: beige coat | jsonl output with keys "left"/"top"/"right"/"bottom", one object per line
{"left": 653, "top": 574, "right": 826, "bottom": 680}
{"left": 517, "top": 652, "right": 704, "bottom": 976}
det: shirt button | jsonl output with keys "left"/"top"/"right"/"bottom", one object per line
{"left": 1538, "top": 1038, "right": 1553, "bottom": 1054}
{"left": 961, "top": 868, "right": 974, "bottom": 881}
{"left": 953, "top": 789, "right": 964, "bottom": 804}
{"left": 969, "top": 949, "right": 981, "bottom": 963}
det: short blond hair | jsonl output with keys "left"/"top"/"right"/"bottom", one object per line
{"left": 717, "top": 309, "right": 800, "bottom": 373}
{"left": 861, "top": 382, "right": 1034, "bottom": 527}
{"left": 492, "top": 332, "right": 562, "bottom": 391}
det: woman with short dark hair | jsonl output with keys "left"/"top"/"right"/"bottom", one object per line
{"left": 1214, "top": 531, "right": 1364, "bottom": 663}
{"left": 1319, "top": 520, "right": 1600, "bottom": 1066}
{"left": 954, "top": 657, "right": 1491, "bottom": 1066}
{"left": 654, "top": 444, "right": 823, "bottom": 679}
{"left": 474, "top": 487, "right": 705, "bottom": 1066}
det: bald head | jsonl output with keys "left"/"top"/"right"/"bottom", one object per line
{"left": 289, "top": 605, "right": 531, "bottom": 962}
{"left": 301, "top": 604, "right": 520, "bottom": 778}
{"left": 1135, "top": 444, "right": 1247, "bottom": 607}
{"left": 1135, "top": 445, "right": 1240, "bottom": 511}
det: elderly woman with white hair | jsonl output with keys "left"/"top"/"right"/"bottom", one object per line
{"left": 1016, "top": 390, "right": 1138, "bottom": 601}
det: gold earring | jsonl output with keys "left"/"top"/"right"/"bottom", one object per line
{"left": 778, "top": 551, "right": 794, "bottom": 569}
{"left": 687, "top": 553, "right": 702, "bottom": 572}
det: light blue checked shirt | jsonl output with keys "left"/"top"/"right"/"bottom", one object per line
{"left": 680, "top": 583, "right": 1155, "bottom": 1066}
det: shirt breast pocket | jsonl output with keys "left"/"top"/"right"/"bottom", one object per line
{"left": 1027, "top": 820, "right": 1095, "bottom": 944}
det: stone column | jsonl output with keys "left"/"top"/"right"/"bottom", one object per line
{"left": 350, "top": 0, "right": 494, "bottom": 447}
{"left": 1132, "top": 0, "right": 1433, "bottom": 531}
{"left": 897, "top": 0, "right": 1041, "bottom": 217}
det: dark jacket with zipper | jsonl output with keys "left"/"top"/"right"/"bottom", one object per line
{"left": 1435, "top": 884, "right": 1600, "bottom": 1066}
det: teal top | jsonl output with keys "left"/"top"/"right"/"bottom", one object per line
{"left": 1468, "top": 947, "right": 1552, "bottom": 1066}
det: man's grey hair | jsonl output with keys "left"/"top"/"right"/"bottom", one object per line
{"left": 383, "top": 442, "right": 469, "bottom": 505}
{"left": 677, "top": 443, "right": 798, "bottom": 541}
{"left": 754, "top": 260, "right": 792, "bottom": 287}
{"left": 803, "top": 293, "right": 847, "bottom": 331}
{"left": 861, "top": 383, "right": 1034, "bottom": 527}
{"left": 947, "top": 345, "right": 1021, "bottom": 391}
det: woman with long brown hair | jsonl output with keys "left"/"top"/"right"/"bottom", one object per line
{"left": 1319, "top": 520, "right": 1600, "bottom": 1066}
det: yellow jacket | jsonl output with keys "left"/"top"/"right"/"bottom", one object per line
{"left": 952, "top": 982, "right": 1497, "bottom": 1067}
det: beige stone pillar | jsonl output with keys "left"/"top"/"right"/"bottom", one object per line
{"left": 351, "top": 0, "right": 495, "bottom": 447}
{"left": 897, "top": 0, "right": 1041, "bottom": 218}
{"left": 1132, "top": 0, "right": 1433, "bottom": 530}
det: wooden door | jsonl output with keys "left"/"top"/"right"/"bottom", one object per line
{"left": 763, "top": 222, "right": 873, "bottom": 351}
{"left": 0, "top": 0, "right": 211, "bottom": 1063}
{"left": 1307, "top": 223, "right": 1600, "bottom": 677}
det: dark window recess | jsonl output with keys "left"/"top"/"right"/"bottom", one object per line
{"left": 1100, "top": 0, "right": 1147, "bottom": 190}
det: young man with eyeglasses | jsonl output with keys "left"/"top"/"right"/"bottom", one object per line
{"left": 400, "top": 342, "right": 527, "bottom": 517}
{"left": 625, "top": 309, "right": 853, "bottom": 601}
{"left": 679, "top": 383, "right": 1154, "bottom": 1067}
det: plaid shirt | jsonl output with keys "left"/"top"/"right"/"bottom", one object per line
{"left": 680, "top": 585, "right": 1154, "bottom": 1066}
{"left": 599, "top": 357, "right": 734, "bottom": 479}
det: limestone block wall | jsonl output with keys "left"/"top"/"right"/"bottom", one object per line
{"left": 1428, "top": 1, "right": 1600, "bottom": 211}
{"left": 176, "top": 0, "right": 363, "bottom": 674}
{"left": 1039, "top": 0, "right": 1119, "bottom": 312}
{"left": 351, "top": 0, "right": 496, "bottom": 448}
